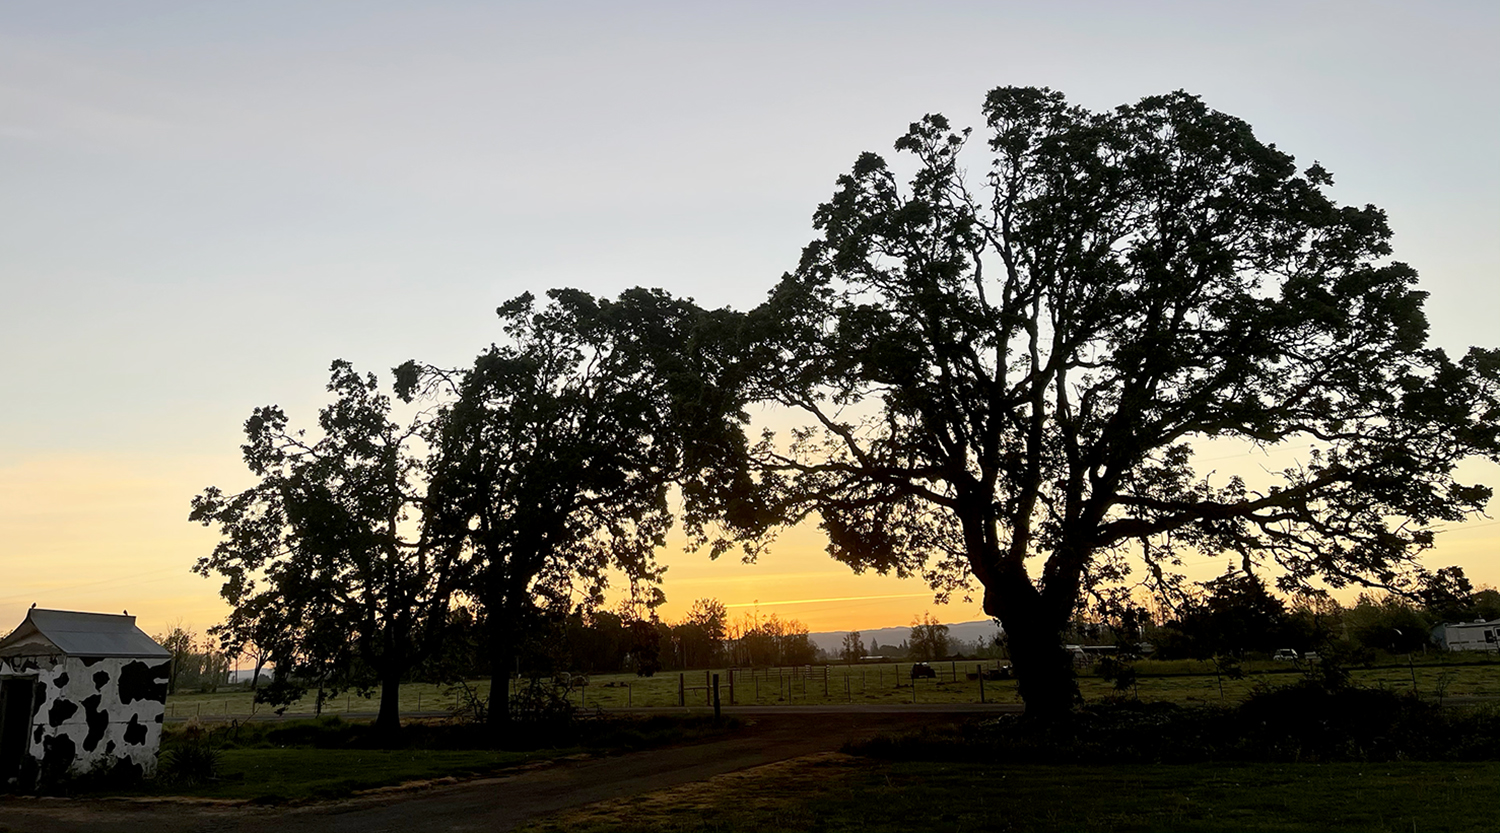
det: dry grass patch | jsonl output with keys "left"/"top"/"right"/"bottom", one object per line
{"left": 519, "top": 752, "right": 1500, "bottom": 833}
{"left": 519, "top": 752, "right": 857, "bottom": 832}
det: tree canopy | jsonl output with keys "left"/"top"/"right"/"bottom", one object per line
{"left": 399, "top": 287, "right": 757, "bottom": 726}
{"left": 190, "top": 360, "right": 461, "bottom": 730}
{"left": 738, "top": 86, "right": 1500, "bottom": 715}
{"left": 193, "top": 288, "right": 758, "bottom": 732}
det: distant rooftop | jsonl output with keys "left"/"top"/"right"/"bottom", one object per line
{"left": 0, "top": 608, "right": 170, "bottom": 659}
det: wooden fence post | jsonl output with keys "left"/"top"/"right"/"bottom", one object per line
{"left": 679, "top": 672, "right": 685, "bottom": 707}
{"left": 712, "top": 674, "right": 721, "bottom": 721}
{"left": 978, "top": 664, "right": 985, "bottom": 704}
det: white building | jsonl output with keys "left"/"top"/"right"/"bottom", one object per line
{"left": 0, "top": 608, "right": 171, "bottom": 786}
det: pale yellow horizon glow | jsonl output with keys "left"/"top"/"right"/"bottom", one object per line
{"left": 1, "top": 447, "right": 1495, "bottom": 642}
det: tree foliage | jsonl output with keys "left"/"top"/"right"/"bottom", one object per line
{"left": 841, "top": 630, "right": 864, "bottom": 662}
{"left": 190, "top": 361, "right": 461, "bottom": 730}
{"left": 723, "top": 612, "right": 817, "bottom": 667}
{"left": 674, "top": 598, "right": 729, "bottom": 669}
{"left": 737, "top": 86, "right": 1500, "bottom": 715}
{"left": 908, "top": 612, "right": 952, "bottom": 661}
{"left": 153, "top": 624, "right": 230, "bottom": 695}
{"left": 399, "top": 288, "right": 756, "bottom": 726}
{"left": 1163, "top": 569, "right": 1290, "bottom": 659}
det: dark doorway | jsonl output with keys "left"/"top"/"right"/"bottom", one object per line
{"left": 0, "top": 677, "right": 40, "bottom": 780}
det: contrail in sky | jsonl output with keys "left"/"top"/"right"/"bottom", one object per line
{"left": 724, "top": 593, "right": 930, "bottom": 609}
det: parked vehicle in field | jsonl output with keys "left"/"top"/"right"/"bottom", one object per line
{"left": 909, "top": 662, "right": 937, "bottom": 679}
{"left": 1272, "top": 648, "right": 1299, "bottom": 661}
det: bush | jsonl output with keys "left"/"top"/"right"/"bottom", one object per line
{"left": 157, "top": 717, "right": 223, "bottom": 787}
{"left": 158, "top": 742, "right": 222, "bottom": 787}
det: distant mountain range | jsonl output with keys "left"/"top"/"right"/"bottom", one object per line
{"left": 807, "top": 620, "right": 1001, "bottom": 656}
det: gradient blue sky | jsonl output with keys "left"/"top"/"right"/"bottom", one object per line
{"left": 2, "top": 1, "right": 1496, "bottom": 637}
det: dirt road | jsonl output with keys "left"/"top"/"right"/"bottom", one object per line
{"left": 0, "top": 704, "right": 1018, "bottom": 833}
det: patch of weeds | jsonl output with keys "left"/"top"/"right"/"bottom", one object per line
{"left": 32, "top": 757, "right": 149, "bottom": 796}
{"left": 158, "top": 741, "right": 222, "bottom": 787}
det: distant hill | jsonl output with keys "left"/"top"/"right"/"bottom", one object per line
{"left": 807, "top": 620, "right": 1001, "bottom": 657}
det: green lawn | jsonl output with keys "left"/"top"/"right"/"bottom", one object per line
{"left": 95, "top": 712, "right": 744, "bottom": 803}
{"left": 518, "top": 755, "right": 1500, "bottom": 832}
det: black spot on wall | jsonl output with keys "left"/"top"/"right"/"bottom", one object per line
{"left": 106, "top": 740, "right": 116, "bottom": 755}
{"left": 47, "top": 698, "right": 78, "bottom": 727}
{"left": 80, "top": 694, "right": 108, "bottom": 752}
{"left": 93, "top": 670, "right": 110, "bottom": 690}
{"left": 40, "top": 734, "right": 76, "bottom": 783}
{"left": 52, "top": 673, "right": 69, "bottom": 689}
{"left": 117, "top": 661, "right": 168, "bottom": 705}
{"left": 32, "top": 724, "right": 43, "bottom": 745}
{"left": 80, "top": 656, "right": 104, "bottom": 667}
{"left": 122, "top": 714, "right": 147, "bottom": 746}
{"left": 154, "top": 712, "right": 163, "bottom": 723}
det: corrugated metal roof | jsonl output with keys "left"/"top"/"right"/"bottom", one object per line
{"left": 0, "top": 608, "right": 170, "bottom": 659}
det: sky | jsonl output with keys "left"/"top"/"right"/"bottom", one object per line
{"left": 2, "top": 1, "right": 1497, "bottom": 640}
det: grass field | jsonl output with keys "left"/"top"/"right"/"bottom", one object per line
{"left": 130, "top": 657, "right": 1500, "bottom": 816}
{"left": 516, "top": 753, "right": 1500, "bottom": 833}
{"left": 182, "top": 746, "right": 553, "bottom": 802}
{"left": 111, "top": 712, "right": 743, "bottom": 803}
{"left": 165, "top": 654, "right": 1500, "bottom": 718}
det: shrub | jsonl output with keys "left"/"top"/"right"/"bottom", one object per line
{"left": 158, "top": 742, "right": 221, "bottom": 787}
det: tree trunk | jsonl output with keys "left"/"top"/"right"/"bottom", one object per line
{"left": 374, "top": 662, "right": 403, "bottom": 735}
{"left": 985, "top": 574, "right": 1079, "bottom": 721}
{"left": 485, "top": 620, "right": 514, "bottom": 735}
{"left": 1004, "top": 617, "right": 1078, "bottom": 721}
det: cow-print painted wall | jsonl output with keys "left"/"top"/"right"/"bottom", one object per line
{"left": 1, "top": 654, "right": 169, "bottom": 780}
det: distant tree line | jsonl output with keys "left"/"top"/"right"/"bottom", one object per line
{"left": 1060, "top": 565, "right": 1500, "bottom": 661}
{"left": 413, "top": 597, "right": 819, "bottom": 681}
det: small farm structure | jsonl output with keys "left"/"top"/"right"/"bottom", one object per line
{"left": 1431, "top": 619, "right": 1500, "bottom": 653}
{"left": 0, "top": 608, "right": 171, "bottom": 785}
